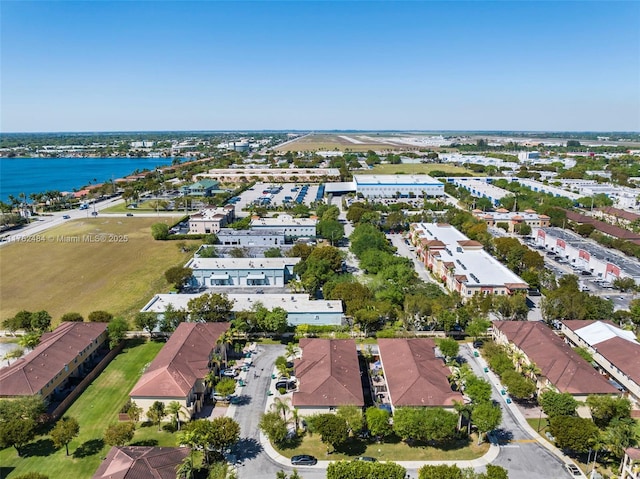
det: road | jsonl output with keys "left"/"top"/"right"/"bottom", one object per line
{"left": 459, "top": 344, "right": 573, "bottom": 479}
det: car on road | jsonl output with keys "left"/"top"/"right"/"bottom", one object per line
{"left": 564, "top": 463, "right": 582, "bottom": 476}
{"left": 354, "top": 456, "right": 377, "bottom": 462}
{"left": 91, "top": 211, "right": 98, "bottom": 216}
{"left": 126, "top": 213, "right": 134, "bottom": 216}
{"left": 291, "top": 455, "right": 317, "bottom": 466}
{"left": 62, "top": 215, "right": 71, "bottom": 219}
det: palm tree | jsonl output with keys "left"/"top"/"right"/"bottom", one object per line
{"left": 175, "top": 454, "right": 194, "bottom": 479}
{"left": 285, "top": 342, "right": 298, "bottom": 361}
{"left": 271, "top": 397, "right": 291, "bottom": 422}
{"left": 522, "top": 362, "right": 541, "bottom": 380}
{"left": 217, "top": 330, "right": 233, "bottom": 366}
{"left": 167, "top": 401, "right": 188, "bottom": 431}
{"left": 453, "top": 400, "right": 473, "bottom": 433}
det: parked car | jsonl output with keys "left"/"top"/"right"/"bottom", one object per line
{"left": 91, "top": 211, "right": 98, "bottom": 216}
{"left": 291, "top": 455, "right": 317, "bottom": 466}
{"left": 275, "top": 379, "right": 296, "bottom": 391}
{"left": 564, "top": 463, "right": 582, "bottom": 476}
{"left": 62, "top": 215, "right": 71, "bottom": 219}
{"left": 221, "top": 369, "right": 238, "bottom": 378}
{"left": 354, "top": 456, "right": 377, "bottom": 462}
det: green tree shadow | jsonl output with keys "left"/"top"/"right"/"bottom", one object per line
{"left": 73, "top": 438, "right": 105, "bottom": 458}
{"left": 21, "top": 438, "right": 56, "bottom": 457}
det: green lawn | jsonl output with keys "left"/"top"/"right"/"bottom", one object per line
{"left": 526, "top": 418, "right": 550, "bottom": 439}
{"left": 275, "top": 433, "right": 489, "bottom": 462}
{"left": 370, "top": 163, "right": 481, "bottom": 176}
{"left": 0, "top": 339, "right": 166, "bottom": 479}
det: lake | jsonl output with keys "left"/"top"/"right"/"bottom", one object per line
{"left": 0, "top": 157, "right": 177, "bottom": 202}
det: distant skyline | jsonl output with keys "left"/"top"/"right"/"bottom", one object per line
{"left": 1, "top": 1, "right": 639, "bottom": 133}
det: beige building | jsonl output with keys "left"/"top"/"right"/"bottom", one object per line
{"left": 0, "top": 322, "right": 109, "bottom": 403}
{"left": 188, "top": 205, "right": 235, "bottom": 234}
{"left": 472, "top": 208, "right": 550, "bottom": 233}
{"left": 129, "top": 322, "right": 230, "bottom": 420}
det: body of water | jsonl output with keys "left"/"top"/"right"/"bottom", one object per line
{"left": 0, "top": 157, "right": 177, "bottom": 202}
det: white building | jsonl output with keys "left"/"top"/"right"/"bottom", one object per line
{"left": 250, "top": 214, "right": 317, "bottom": 239}
{"left": 517, "top": 151, "right": 540, "bottom": 162}
{"left": 185, "top": 257, "right": 300, "bottom": 288}
{"left": 216, "top": 228, "right": 285, "bottom": 247}
{"left": 353, "top": 174, "right": 444, "bottom": 198}
{"left": 141, "top": 293, "right": 344, "bottom": 326}
{"left": 448, "top": 177, "right": 510, "bottom": 206}
{"left": 514, "top": 179, "right": 581, "bottom": 201}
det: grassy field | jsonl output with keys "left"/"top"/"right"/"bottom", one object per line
{"left": 275, "top": 433, "right": 489, "bottom": 462}
{"left": 0, "top": 216, "right": 199, "bottom": 323}
{"left": 0, "top": 339, "right": 167, "bottom": 479}
{"left": 370, "top": 163, "right": 480, "bottom": 176}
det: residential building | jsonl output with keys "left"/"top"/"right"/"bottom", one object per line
{"left": 215, "top": 228, "right": 285, "bottom": 247}
{"left": 492, "top": 321, "right": 617, "bottom": 403}
{"left": 181, "top": 179, "right": 220, "bottom": 196}
{"left": 535, "top": 227, "right": 640, "bottom": 283}
{"left": 0, "top": 322, "right": 108, "bottom": 403}
{"left": 377, "top": 338, "right": 462, "bottom": 411}
{"left": 292, "top": 339, "right": 364, "bottom": 416}
{"left": 621, "top": 448, "right": 640, "bottom": 479}
{"left": 561, "top": 320, "right": 640, "bottom": 406}
{"left": 250, "top": 214, "right": 317, "bottom": 240}
{"left": 353, "top": 174, "right": 444, "bottom": 199}
{"left": 447, "top": 178, "right": 509, "bottom": 206}
{"left": 93, "top": 446, "right": 191, "bottom": 479}
{"left": 141, "top": 293, "right": 344, "bottom": 326}
{"left": 564, "top": 210, "right": 640, "bottom": 242}
{"left": 410, "top": 222, "right": 528, "bottom": 298}
{"left": 593, "top": 207, "right": 640, "bottom": 228}
{"left": 186, "top": 257, "right": 300, "bottom": 288}
{"left": 188, "top": 205, "right": 235, "bottom": 234}
{"left": 472, "top": 208, "right": 550, "bottom": 232}
{"left": 129, "top": 322, "right": 230, "bottom": 419}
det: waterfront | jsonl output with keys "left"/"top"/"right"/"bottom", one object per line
{"left": 0, "top": 157, "right": 177, "bottom": 201}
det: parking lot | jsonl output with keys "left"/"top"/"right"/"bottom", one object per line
{"left": 231, "top": 182, "right": 322, "bottom": 216}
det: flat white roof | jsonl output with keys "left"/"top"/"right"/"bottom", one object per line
{"left": 251, "top": 215, "right": 317, "bottom": 227}
{"left": 415, "top": 223, "right": 527, "bottom": 287}
{"left": 451, "top": 178, "right": 509, "bottom": 200}
{"left": 185, "top": 257, "right": 300, "bottom": 270}
{"left": 354, "top": 174, "right": 442, "bottom": 186}
{"left": 142, "top": 293, "right": 343, "bottom": 315}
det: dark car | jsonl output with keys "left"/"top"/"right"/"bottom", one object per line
{"left": 91, "top": 211, "right": 98, "bottom": 216}
{"left": 126, "top": 213, "right": 134, "bottom": 216}
{"left": 62, "top": 215, "right": 71, "bottom": 219}
{"left": 354, "top": 456, "right": 377, "bottom": 462}
{"left": 275, "top": 379, "right": 296, "bottom": 391}
{"left": 291, "top": 455, "right": 317, "bottom": 466}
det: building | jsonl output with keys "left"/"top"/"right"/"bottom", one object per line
{"left": 472, "top": 209, "right": 549, "bottom": 233}
{"left": 353, "top": 174, "right": 444, "bottom": 199}
{"left": 594, "top": 207, "right": 640, "bottom": 228}
{"left": 0, "top": 322, "right": 108, "bottom": 402}
{"left": 180, "top": 179, "right": 220, "bottom": 197}
{"left": 377, "top": 338, "right": 462, "bottom": 411}
{"left": 621, "top": 448, "right": 640, "bottom": 479}
{"left": 129, "top": 322, "right": 230, "bottom": 419}
{"left": 93, "top": 446, "right": 190, "bottom": 479}
{"left": 292, "top": 339, "right": 365, "bottom": 416}
{"left": 561, "top": 320, "right": 640, "bottom": 406}
{"left": 141, "top": 293, "right": 344, "bottom": 326}
{"left": 535, "top": 227, "right": 640, "bottom": 283}
{"left": 410, "top": 222, "right": 528, "bottom": 298}
{"left": 492, "top": 321, "right": 617, "bottom": 402}
{"left": 215, "top": 228, "right": 285, "bottom": 247}
{"left": 186, "top": 257, "right": 300, "bottom": 288}
{"left": 188, "top": 205, "right": 235, "bottom": 234}
{"left": 196, "top": 168, "right": 341, "bottom": 183}
{"left": 517, "top": 151, "right": 540, "bottom": 162}
{"left": 250, "top": 214, "right": 317, "bottom": 240}
{"left": 564, "top": 210, "right": 640, "bottom": 242}
{"left": 448, "top": 178, "right": 509, "bottom": 207}
{"left": 514, "top": 179, "right": 581, "bottom": 201}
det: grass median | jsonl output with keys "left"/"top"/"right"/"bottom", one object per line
{"left": 0, "top": 339, "right": 168, "bottom": 479}
{"left": 0, "top": 216, "right": 198, "bottom": 323}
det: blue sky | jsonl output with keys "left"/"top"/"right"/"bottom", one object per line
{"left": 1, "top": 1, "right": 638, "bottom": 132}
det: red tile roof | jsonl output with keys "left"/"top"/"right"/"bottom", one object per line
{"left": 0, "top": 322, "right": 108, "bottom": 397}
{"left": 378, "top": 339, "right": 463, "bottom": 407}
{"left": 292, "top": 339, "right": 364, "bottom": 407}
{"left": 597, "top": 207, "right": 640, "bottom": 223}
{"left": 564, "top": 210, "right": 640, "bottom": 240}
{"left": 130, "top": 322, "right": 230, "bottom": 399}
{"left": 92, "top": 446, "right": 190, "bottom": 479}
{"left": 625, "top": 447, "right": 640, "bottom": 461}
{"left": 492, "top": 322, "right": 617, "bottom": 395}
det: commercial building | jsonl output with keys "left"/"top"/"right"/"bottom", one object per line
{"left": 517, "top": 151, "right": 540, "bottom": 162}
{"left": 0, "top": 322, "right": 108, "bottom": 402}
{"left": 292, "top": 339, "right": 365, "bottom": 416}
{"left": 196, "top": 168, "right": 341, "bottom": 183}
{"left": 535, "top": 227, "right": 640, "bottom": 283}
{"left": 410, "top": 222, "right": 528, "bottom": 298}
{"left": 377, "top": 339, "right": 462, "bottom": 411}
{"left": 353, "top": 174, "right": 444, "bottom": 199}
{"left": 447, "top": 178, "right": 509, "bottom": 206}
{"left": 129, "top": 322, "right": 230, "bottom": 419}
{"left": 514, "top": 179, "right": 581, "bottom": 201}
{"left": 188, "top": 205, "right": 235, "bottom": 234}
{"left": 180, "top": 179, "right": 220, "bottom": 196}
{"left": 250, "top": 214, "right": 317, "bottom": 240}
{"left": 93, "top": 446, "right": 191, "bottom": 479}
{"left": 472, "top": 209, "right": 550, "bottom": 233}
{"left": 141, "top": 293, "right": 344, "bottom": 326}
{"left": 186, "top": 257, "right": 300, "bottom": 288}
{"left": 561, "top": 320, "right": 640, "bottom": 406}
{"left": 492, "top": 321, "right": 617, "bottom": 402}
{"left": 215, "top": 228, "right": 285, "bottom": 247}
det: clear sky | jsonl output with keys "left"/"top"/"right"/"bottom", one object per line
{"left": 1, "top": 1, "right": 638, "bottom": 132}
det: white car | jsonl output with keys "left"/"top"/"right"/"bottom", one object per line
{"left": 564, "top": 463, "right": 582, "bottom": 476}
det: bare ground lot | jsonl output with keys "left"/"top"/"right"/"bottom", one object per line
{"left": 0, "top": 217, "right": 198, "bottom": 324}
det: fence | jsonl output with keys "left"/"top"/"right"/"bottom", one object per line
{"left": 50, "top": 341, "right": 125, "bottom": 420}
